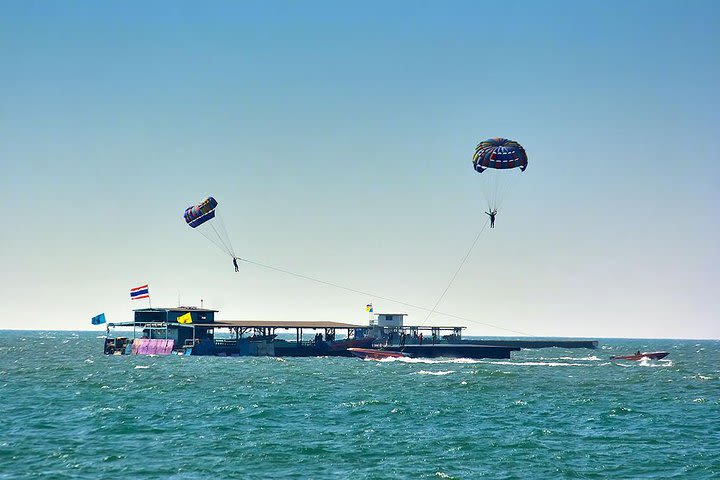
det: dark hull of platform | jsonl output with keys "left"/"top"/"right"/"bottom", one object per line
{"left": 272, "top": 337, "right": 375, "bottom": 357}
{"left": 464, "top": 339, "right": 599, "bottom": 349}
{"left": 383, "top": 344, "right": 519, "bottom": 359}
{"left": 273, "top": 343, "right": 355, "bottom": 357}
{"left": 209, "top": 337, "right": 376, "bottom": 357}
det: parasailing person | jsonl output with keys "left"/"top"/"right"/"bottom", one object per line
{"left": 472, "top": 137, "right": 528, "bottom": 226}
{"left": 485, "top": 208, "right": 497, "bottom": 228}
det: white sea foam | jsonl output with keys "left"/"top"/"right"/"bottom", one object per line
{"left": 639, "top": 358, "right": 673, "bottom": 367}
{"left": 134, "top": 365, "right": 150, "bottom": 369}
{"left": 378, "top": 357, "right": 482, "bottom": 364}
{"left": 375, "top": 357, "right": 596, "bottom": 367}
{"left": 552, "top": 356, "right": 601, "bottom": 361}
{"left": 617, "top": 360, "right": 673, "bottom": 368}
{"left": 414, "top": 370, "right": 454, "bottom": 376}
{"left": 478, "top": 361, "right": 590, "bottom": 367}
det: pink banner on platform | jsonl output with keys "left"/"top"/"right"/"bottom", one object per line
{"left": 131, "top": 339, "right": 175, "bottom": 356}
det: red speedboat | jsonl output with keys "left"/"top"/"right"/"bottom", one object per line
{"left": 348, "top": 348, "right": 410, "bottom": 360}
{"left": 610, "top": 351, "right": 669, "bottom": 361}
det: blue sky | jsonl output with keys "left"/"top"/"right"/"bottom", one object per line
{"left": 1, "top": 1, "right": 718, "bottom": 338}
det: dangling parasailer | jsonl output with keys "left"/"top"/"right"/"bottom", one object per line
{"left": 472, "top": 138, "right": 528, "bottom": 226}
{"left": 183, "top": 196, "right": 237, "bottom": 269}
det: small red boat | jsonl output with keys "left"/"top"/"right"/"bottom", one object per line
{"left": 610, "top": 351, "right": 669, "bottom": 361}
{"left": 347, "top": 348, "right": 410, "bottom": 360}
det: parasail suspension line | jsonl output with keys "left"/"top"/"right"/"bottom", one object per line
{"left": 494, "top": 170, "right": 522, "bottom": 212}
{"left": 215, "top": 212, "right": 236, "bottom": 258}
{"left": 421, "top": 216, "right": 489, "bottom": 325}
{"left": 208, "top": 221, "right": 234, "bottom": 257}
{"left": 236, "top": 255, "right": 531, "bottom": 336}
{"left": 198, "top": 226, "right": 234, "bottom": 257}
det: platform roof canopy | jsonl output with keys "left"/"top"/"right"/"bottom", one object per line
{"left": 109, "top": 318, "right": 464, "bottom": 330}
{"left": 185, "top": 321, "right": 464, "bottom": 330}
{"left": 398, "top": 325, "right": 466, "bottom": 329}
{"left": 206, "top": 320, "right": 364, "bottom": 329}
{"left": 109, "top": 319, "right": 365, "bottom": 329}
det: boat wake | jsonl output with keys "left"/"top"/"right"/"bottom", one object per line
{"left": 552, "top": 356, "right": 602, "bottom": 361}
{"left": 375, "top": 357, "right": 482, "bottom": 364}
{"left": 372, "top": 357, "right": 597, "bottom": 367}
{"left": 615, "top": 359, "right": 673, "bottom": 368}
{"left": 479, "top": 360, "right": 592, "bottom": 367}
{"left": 368, "top": 356, "right": 672, "bottom": 368}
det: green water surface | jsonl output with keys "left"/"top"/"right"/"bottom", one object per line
{"left": 1, "top": 332, "right": 718, "bottom": 479}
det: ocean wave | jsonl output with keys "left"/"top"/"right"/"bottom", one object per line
{"left": 414, "top": 370, "right": 454, "bottom": 376}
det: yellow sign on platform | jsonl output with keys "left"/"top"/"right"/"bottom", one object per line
{"left": 177, "top": 312, "right": 193, "bottom": 324}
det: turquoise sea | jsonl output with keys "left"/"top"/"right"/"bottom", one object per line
{"left": 0, "top": 332, "right": 718, "bottom": 479}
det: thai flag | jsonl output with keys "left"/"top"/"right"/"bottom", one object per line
{"left": 130, "top": 284, "right": 150, "bottom": 300}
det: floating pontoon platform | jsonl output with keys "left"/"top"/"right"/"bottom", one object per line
{"left": 465, "top": 339, "right": 599, "bottom": 350}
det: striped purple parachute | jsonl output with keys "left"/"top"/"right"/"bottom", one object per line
{"left": 184, "top": 197, "right": 218, "bottom": 228}
{"left": 183, "top": 196, "right": 236, "bottom": 258}
{"left": 472, "top": 138, "right": 528, "bottom": 173}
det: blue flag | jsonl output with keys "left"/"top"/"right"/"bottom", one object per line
{"left": 91, "top": 313, "right": 106, "bottom": 325}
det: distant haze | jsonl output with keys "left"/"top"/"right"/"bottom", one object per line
{"left": 1, "top": 1, "right": 718, "bottom": 339}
